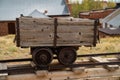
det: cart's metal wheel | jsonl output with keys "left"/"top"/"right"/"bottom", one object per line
{"left": 32, "top": 48, "right": 53, "bottom": 67}
{"left": 57, "top": 47, "right": 77, "bottom": 66}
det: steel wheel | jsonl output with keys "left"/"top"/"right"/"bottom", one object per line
{"left": 57, "top": 47, "right": 77, "bottom": 66}
{"left": 32, "top": 48, "right": 53, "bottom": 67}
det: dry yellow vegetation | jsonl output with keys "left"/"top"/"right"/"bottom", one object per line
{"left": 77, "top": 37, "right": 120, "bottom": 54}
{"left": 0, "top": 35, "right": 120, "bottom": 60}
{"left": 0, "top": 35, "right": 30, "bottom": 60}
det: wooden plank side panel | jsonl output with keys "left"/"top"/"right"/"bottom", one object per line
{"left": 19, "top": 18, "right": 54, "bottom": 47}
{"left": 20, "top": 34, "right": 54, "bottom": 42}
{"left": 18, "top": 17, "right": 95, "bottom": 47}
{"left": 20, "top": 25, "right": 54, "bottom": 32}
{"left": 20, "top": 33, "right": 54, "bottom": 40}
{"left": 57, "top": 33, "right": 94, "bottom": 41}
{"left": 57, "top": 25, "right": 94, "bottom": 33}
{"left": 20, "top": 42, "right": 93, "bottom": 47}
{"left": 20, "top": 33, "right": 54, "bottom": 46}
{"left": 57, "top": 18, "right": 94, "bottom": 26}
{"left": 57, "top": 18, "right": 94, "bottom": 46}
{"left": 20, "top": 42, "right": 53, "bottom": 47}
{"left": 19, "top": 18, "right": 54, "bottom": 25}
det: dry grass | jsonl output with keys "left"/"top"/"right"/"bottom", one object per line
{"left": 0, "top": 35, "right": 31, "bottom": 60}
{"left": 0, "top": 35, "right": 120, "bottom": 60}
{"left": 77, "top": 37, "right": 120, "bottom": 54}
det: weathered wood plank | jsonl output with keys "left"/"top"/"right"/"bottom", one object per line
{"left": 20, "top": 32, "right": 54, "bottom": 37}
{"left": 7, "top": 67, "right": 120, "bottom": 80}
{"left": 0, "top": 63, "right": 8, "bottom": 80}
{"left": 36, "top": 70, "right": 48, "bottom": 77}
{"left": 20, "top": 26, "right": 93, "bottom": 33}
{"left": 20, "top": 33, "right": 94, "bottom": 46}
{"left": 57, "top": 40, "right": 93, "bottom": 44}
{"left": 20, "top": 38, "right": 93, "bottom": 44}
{"left": 72, "top": 67, "right": 85, "bottom": 74}
{"left": 0, "top": 63, "right": 7, "bottom": 70}
{"left": 57, "top": 25, "right": 94, "bottom": 33}
{"left": 117, "top": 55, "right": 120, "bottom": 60}
{"left": 19, "top": 17, "right": 54, "bottom": 25}
{"left": 90, "top": 57, "right": 119, "bottom": 71}
{"left": 20, "top": 25, "right": 54, "bottom": 32}
{"left": 20, "top": 32, "right": 93, "bottom": 40}
{"left": 20, "top": 42, "right": 93, "bottom": 47}
{"left": 57, "top": 33, "right": 94, "bottom": 41}
{"left": 57, "top": 18, "right": 95, "bottom": 26}
{"left": 18, "top": 17, "right": 95, "bottom": 47}
{"left": 20, "top": 33, "right": 54, "bottom": 41}
{"left": 19, "top": 25, "right": 53, "bottom": 35}
{"left": 20, "top": 32, "right": 53, "bottom": 45}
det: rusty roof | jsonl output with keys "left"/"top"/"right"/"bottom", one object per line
{"left": 79, "top": 9, "right": 115, "bottom": 19}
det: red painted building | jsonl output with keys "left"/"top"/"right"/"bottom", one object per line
{"left": 79, "top": 9, "right": 115, "bottom": 19}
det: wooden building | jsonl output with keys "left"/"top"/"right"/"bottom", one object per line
{"left": 0, "top": 0, "right": 70, "bottom": 36}
{"left": 99, "top": 8, "right": 120, "bottom": 37}
{"left": 0, "top": 21, "right": 15, "bottom": 36}
{"left": 79, "top": 9, "right": 115, "bottom": 19}
{"left": 99, "top": 28, "right": 120, "bottom": 37}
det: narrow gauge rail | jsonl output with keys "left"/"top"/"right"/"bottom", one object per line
{"left": 0, "top": 52, "right": 120, "bottom": 75}
{"left": 0, "top": 61, "right": 120, "bottom": 74}
{"left": 0, "top": 52, "right": 119, "bottom": 63}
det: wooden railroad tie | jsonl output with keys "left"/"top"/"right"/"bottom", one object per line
{"left": 0, "top": 63, "right": 8, "bottom": 80}
{"left": 0, "top": 57, "right": 120, "bottom": 80}
{"left": 72, "top": 67, "right": 85, "bottom": 74}
{"left": 90, "top": 57, "right": 119, "bottom": 71}
{"left": 117, "top": 55, "right": 120, "bottom": 60}
{"left": 7, "top": 67, "right": 120, "bottom": 80}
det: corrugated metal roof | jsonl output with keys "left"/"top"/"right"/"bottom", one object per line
{"left": 102, "top": 8, "right": 120, "bottom": 28}
{"left": 99, "top": 28, "right": 120, "bottom": 35}
{"left": 107, "top": 14, "right": 120, "bottom": 27}
{"left": 0, "top": 0, "right": 70, "bottom": 21}
{"left": 29, "top": 9, "right": 49, "bottom": 18}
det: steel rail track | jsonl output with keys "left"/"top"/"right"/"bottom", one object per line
{"left": 0, "top": 52, "right": 119, "bottom": 75}
{"left": 50, "top": 61, "right": 120, "bottom": 70}
{"left": 0, "top": 60, "right": 120, "bottom": 75}
{"left": 77, "top": 52, "right": 120, "bottom": 57}
{"left": 0, "top": 58, "right": 32, "bottom": 63}
{"left": 0, "top": 65, "right": 34, "bottom": 74}
{"left": 0, "top": 52, "right": 119, "bottom": 63}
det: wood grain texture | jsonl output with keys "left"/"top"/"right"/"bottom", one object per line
{"left": 57, "top": 18, "right": 94, "bottom": 25}
{"left": 7, "top": 67, "right": 120, "bottom": 80}
{"left": 18, "top": 17, "right": 95, "bottom": 47}
{"left": 90, "top": 57, "right": 119, "bottom": 71}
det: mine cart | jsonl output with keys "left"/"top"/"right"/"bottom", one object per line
{"left": 16, "top": 17, "right": 98, "bottom": 66}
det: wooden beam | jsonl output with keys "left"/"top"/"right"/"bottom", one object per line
{"left": 90, "top": 57, "right": 119, "bottom": 71}
{"left": 117, "top": 55, "right": 120, "bottom": 60}
{"left": 0, "top": 63, "right": 8, "bottom": 80}
{"left": 7, "top": 67, "right": 120, "bottom": 80}
{"left": 36, "top": 70, "right": 48, "bottom": 77}
{"left": 72, "top": 67, "right": 85, "bottom": 74}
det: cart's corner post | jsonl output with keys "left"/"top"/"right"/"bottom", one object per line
{"left": 53, "top": 18, "right": 58, "bottom": 47}
{"left": 93, "top": 19, "right": 99, "bottom": 47}
{"left": 16, "top": 18, "right": 20, "bottom": 47}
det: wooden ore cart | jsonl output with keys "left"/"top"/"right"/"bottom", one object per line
{"left": 16, "top": 17, "right": 98, "bottom": 66}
